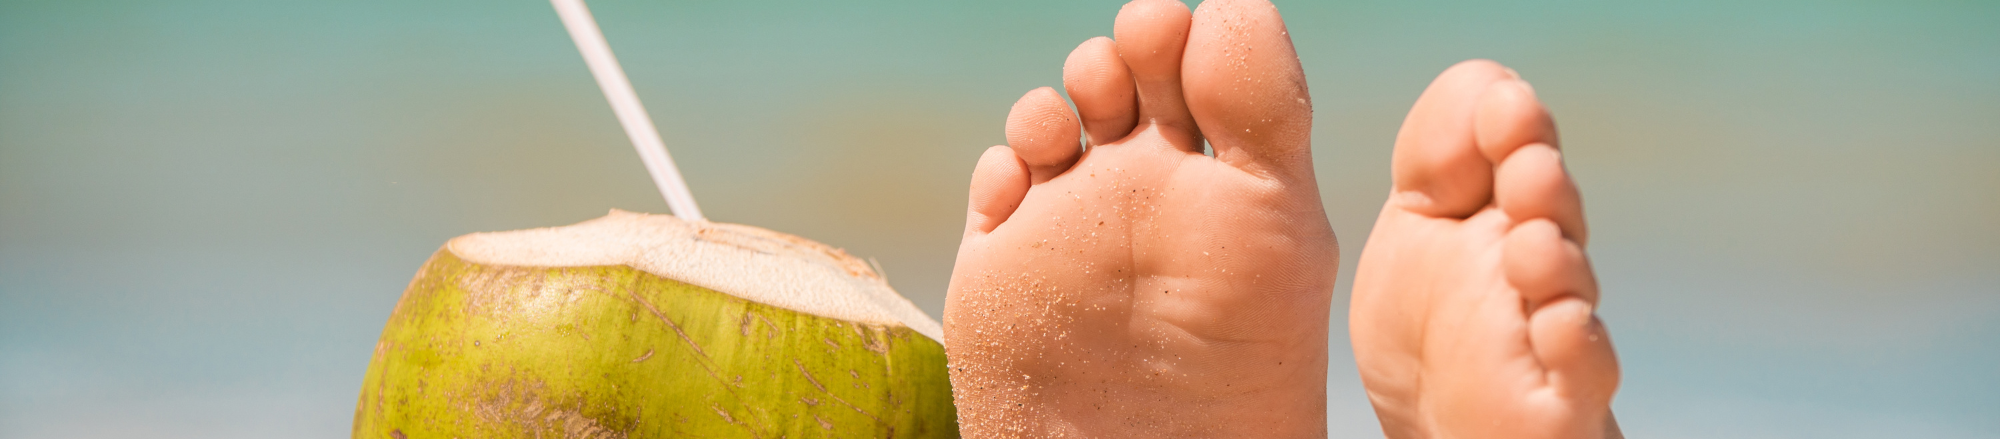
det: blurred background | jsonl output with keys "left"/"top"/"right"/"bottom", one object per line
{"left": 2, "top": 0, "right": 1995, "bottom": 437}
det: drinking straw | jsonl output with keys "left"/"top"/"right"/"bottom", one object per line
{"left": 551, "top": 0, "right": 705, "bottom": 222}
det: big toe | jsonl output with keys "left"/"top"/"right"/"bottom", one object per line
{"left": 1183, "top": 0, "right": 1314, "bottom": 177}
{"left": 1389, "top": 60, "right": 1520, "bottom": 218}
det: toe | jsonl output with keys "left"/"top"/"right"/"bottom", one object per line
{"left": 1389, "top": 60, "right": 1515, "bottom": 218}
{"left": 1504, "top": 219, "right": 1598, "bottom": 308}
{"left": 1005, "top": 87, "right": 1084, "bottom": 183}
{"left": 1064, "top": 37, "right": 1139, "bottom": 146}
{"left": 1474, "top": 78, "right": 1558, "bottom": 163}
{"left": 1495, "top": 144, "right": 1588, "bottom": 244}
{"left": 1113, "top": 0, "right": 1201, "bottom": 149}
{"left": 1528, "top": 297, "right": 1620, "bottom": 408}
{"left": 965, "top": 145, "right": 1031, "bottom": 235}
{"left": 1183, "top": 0, "right": 1314, "bottom": 178}
{"left": 1511, "top": 217, "right": 1617, "bottom": 411}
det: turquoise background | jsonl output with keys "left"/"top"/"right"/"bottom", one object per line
{"left": 2, "top": 0, "right": 1995, "bottom": 437}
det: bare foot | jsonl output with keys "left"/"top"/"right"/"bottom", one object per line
{"left": 941, "top": 0, "right": 1336, "bottom": 437}
{"left": 1350, "top": 60, "right": 1622, "bottom": 439}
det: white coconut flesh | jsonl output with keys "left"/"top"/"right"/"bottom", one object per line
{"left": 447, "top": 209, "right": 944, "bottom": 342}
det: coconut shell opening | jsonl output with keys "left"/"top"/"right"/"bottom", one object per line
{"left": 446, "top": 209, "right": 943, "bottom": 342}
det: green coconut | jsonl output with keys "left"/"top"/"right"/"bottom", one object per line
{"left": 352, "top": 210, "right": 956, "bottom": 438}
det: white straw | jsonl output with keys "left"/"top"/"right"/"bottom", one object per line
{"left": 551, "top": 0, "right": 705, "bottom": 222}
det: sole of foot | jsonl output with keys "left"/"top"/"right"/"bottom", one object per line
{"left": 1350, "top": 60, "right": 1623, "bottom": 439}
{"left": 942, "top": 0, "right": 1337, "bottom": 437}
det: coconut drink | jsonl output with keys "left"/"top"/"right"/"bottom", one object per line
{"left": 353, "top": 1, "right": 956, "bottom": 436}
{"left": 352, "top": 211, "right": 955, "bottom": 438}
